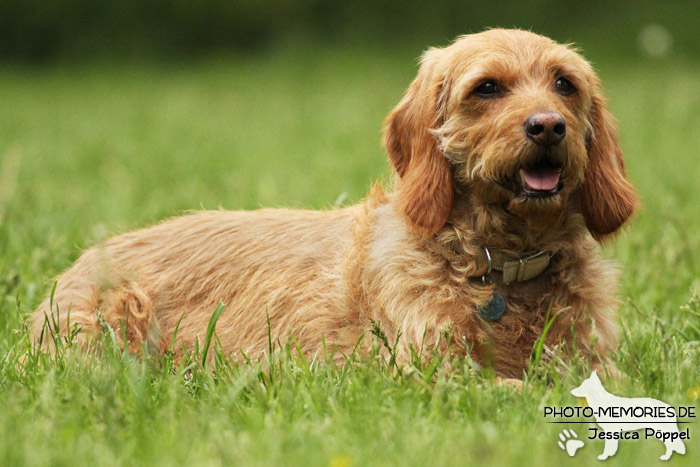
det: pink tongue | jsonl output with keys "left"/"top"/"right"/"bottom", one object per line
{"left": 520, "top": 167, "right": 560, "bottom": 191}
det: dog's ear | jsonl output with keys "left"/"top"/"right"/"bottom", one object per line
{"left": 383, "top": 49, "right": 452, "bottom": 237}
{"left": 581, "top": 90, "right": 639, "bottom": 241}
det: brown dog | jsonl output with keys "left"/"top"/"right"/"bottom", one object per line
{"left": 31, "top": 29, "right": 638, "bottom": 378}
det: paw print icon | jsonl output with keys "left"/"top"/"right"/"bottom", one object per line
{"left": 558, "top": 429, "right": 584, "bottom": 456}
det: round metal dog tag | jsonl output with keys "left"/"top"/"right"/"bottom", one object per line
{"left": 478, "top": 292, "right": 506, "bottom": 321}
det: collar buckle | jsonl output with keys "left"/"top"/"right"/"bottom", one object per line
{"left": 481, "top": 246, "right": 494, "bottom": 285}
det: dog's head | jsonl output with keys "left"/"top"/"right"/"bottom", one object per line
{"left": 570, "top": 370, "right": 603, "bottom": 398}
{"left": 384, "top": 29, "right": 638, "bottom": 240}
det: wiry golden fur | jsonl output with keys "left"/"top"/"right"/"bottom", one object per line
{"left": 31, "top": 30, "right": 638, "bottom": 378}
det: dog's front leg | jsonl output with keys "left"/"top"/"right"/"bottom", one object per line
{"left": 598, "top": 436, "right": 619, "bottom": 460}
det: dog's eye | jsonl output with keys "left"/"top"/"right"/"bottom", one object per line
{"left": 555, "top": 77, "right": 576, "bottom": 96}
{"left": 474, "top": 80, "right": 501, "bottom": 98}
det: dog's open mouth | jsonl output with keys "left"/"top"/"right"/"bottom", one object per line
{"left": 517, "top": 160, "right": 563, "bottom": 199}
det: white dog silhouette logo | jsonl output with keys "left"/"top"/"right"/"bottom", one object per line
{"left": 571, "top": 370, "right": 687, "bottom": 461}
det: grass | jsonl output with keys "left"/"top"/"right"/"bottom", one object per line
{"left": 0, "top": 44, "right": 699, "bottom": 465}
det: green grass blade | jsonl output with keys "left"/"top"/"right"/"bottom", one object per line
{"left": 201, "top": 302, "right": 224, "bottom": 367}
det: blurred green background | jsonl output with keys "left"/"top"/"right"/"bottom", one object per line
{"left": 0, "top": 0, "right": 697, "bottom": 61}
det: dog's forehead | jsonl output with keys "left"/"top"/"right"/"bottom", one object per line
{"left": 450, "top": 29, "right": 577, "bottom": 61}
{"left": 444, "top": 29, "right": 591, "bottom": 82}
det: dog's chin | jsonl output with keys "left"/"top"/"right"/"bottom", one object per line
{"left": 494, "top": 157, "right": 569, "bottom": 217}
{"left": 507, "top": 189, "right": 566, "bottom": 219}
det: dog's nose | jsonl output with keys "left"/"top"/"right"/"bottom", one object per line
{"left": 525, "top": 111, "right": 566, "bottom": 146}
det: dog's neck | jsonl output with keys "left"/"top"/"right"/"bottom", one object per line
{"left": 420, "top": 188, "right": 592, "bottom": 283}
{"left": 445, "top": 187, "right": 586, "bottom": 254}
{"left": 579, "top": 382, "right": 615, "bottom": 410}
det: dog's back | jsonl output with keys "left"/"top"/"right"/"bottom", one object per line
{"left": 31, "top": 207, "right": 364, "bottom": 358}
